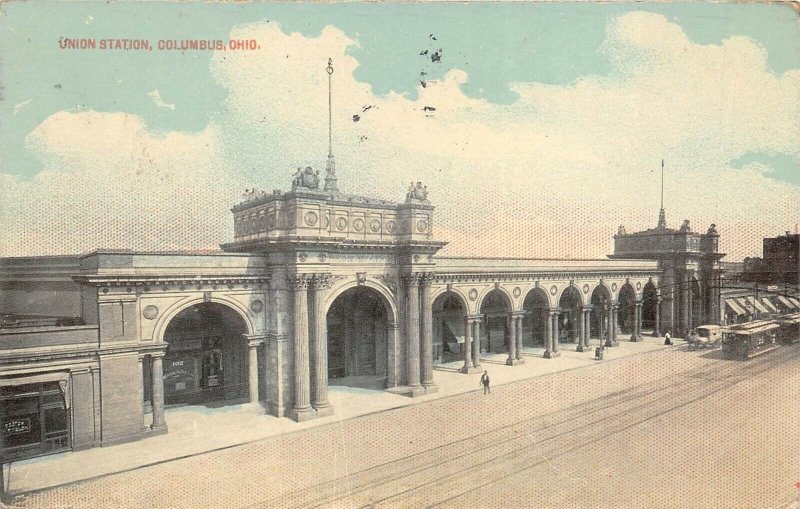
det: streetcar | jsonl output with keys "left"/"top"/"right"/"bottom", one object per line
{"left": 721, "top": 320, "right": 780, "bottom": 360}
{"left": 775, "top": 312, "right": 800, "bottom": 344}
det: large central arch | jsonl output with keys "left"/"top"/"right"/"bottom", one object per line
{"left": 326, "top": 286, "right": 391, "bottom": 385}
{"left": 160, "top": 302, "right": 250, "bottom": 406}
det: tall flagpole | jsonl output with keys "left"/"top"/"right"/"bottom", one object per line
{"left": 657, "top": 159, "right": 667, "bottom": 228}
{"left": 324, "top": 58, "right": 339, "bottom": 193}
{"left": 660, "top": 159, "right": 664, "bottom": 211}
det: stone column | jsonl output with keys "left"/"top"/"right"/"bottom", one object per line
{"left": 605, "top": 305, "right": 617, "bottom": 347}
{"left": 310, "top": 274, "right": 333, "bottom": 416}
{"left": 552, "top": 311, "right": 561, "bottom": 355}
{"left": 137, "top": 356, "right": 147, "bottom": 429}
{"left": 584, "top": 307, "right": 592, "bottom": 347}
{"left": 247, "top": 338, "right": 262, "bottom": 404}
{"left": 544, "top": 310, "right": 554, "bottom": 358}
{"left": 633, "top": 301, "right": 643, "bottom": 341}
{"left": 506, "top": 313, "right": 518, "bottom": 365}
{"left": 461, "top": 316, "right": 475, "bottom": 373}
{"left": 682, "top": 272, "right": 691, "bottom": 336}
{"left": 288, "top": 274, "right": 315, "bottom": 422}
{"left": 653, "top": 296, "right": 662, "bottom": 337}
{"left": 403, "top": 274, "right": 422, "bottom": 392}
{"left": 687, "top": 271, "right": 695, "bottom": 332}
{"left": 576, "top": 308, "right": 585, "bottom": 352}
{"left": 515, "top": 315, "right": 524, "bottom": 362}
{"left": 150, "top": 354, "right": 166, "bottom": 431}
{"left": 420, "top": 276, "right": 436, "bottom": 391}
{"left": 472, "top": 318, "right": 482, "bottom": 369}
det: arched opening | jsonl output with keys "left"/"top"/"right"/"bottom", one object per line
{"left": 162, "top": 302, "right": 249, "bottom": 407}
{"left": 590, "top": 286, "right": 612, "bottom": 341}
{"left": 326, "top": 287, "right": 389, "bottom": 386}
{"left": 432, "top": 292, "right": 467, "bottom": 365}
{"left": 616, "top": 283, "right": 637, "bottom": 335}
{"left": 558, "top": 286, "right": 582, "bottom": 344}
{"left": 522, "top": 288, "right": 549, "bottom": 349}
{"left": 642, "top": 282, "right": 658, "bottom": 332}
{"left": 479, "top": 290, "right": 512, "bottom": 354}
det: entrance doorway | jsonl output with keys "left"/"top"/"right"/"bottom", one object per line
{"left": 326, "top": 287, "right": 389, "bottom": 386}
{"left": 162, "top": 303, "right": 249, "bottom": 406}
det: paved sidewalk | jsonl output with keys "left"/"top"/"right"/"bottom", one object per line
{"left": 2, "top": 335, "right": 681, "bottom": 495}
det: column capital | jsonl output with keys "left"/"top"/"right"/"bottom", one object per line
{"left": 400, "top": 272, "right": 428, "bottom": 287}
{"left": 311, "top": 273, "right": 334, "bottom": 290}
{"left": 466, "top": 313, "right": 483, "bottom": 322}
{"left": 510, "top": 311, "right": 526, "bottom": 319}
{"left": 286, "top": 273, "right": 313, "bottom": 290}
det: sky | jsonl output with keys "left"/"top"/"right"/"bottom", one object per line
{"left": 0, "top": 1, "right": 798, "bottom": 261}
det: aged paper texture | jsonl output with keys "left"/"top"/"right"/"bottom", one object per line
{"left": 1, "top": 1, "right": 799, "bottom": 508}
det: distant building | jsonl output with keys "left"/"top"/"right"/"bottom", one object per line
{"left": 741, "top": 232, "right": 799, "bottom": 285}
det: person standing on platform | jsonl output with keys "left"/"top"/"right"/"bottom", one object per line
{"left": 480, "top": 370, "right": 491, "bottom": 394}
{"left": 664, "top": 329, "right": 673, "bottom": 346}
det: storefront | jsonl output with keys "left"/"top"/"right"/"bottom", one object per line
{"left": 1, "top": 374, "right": 70, "bottom": 461}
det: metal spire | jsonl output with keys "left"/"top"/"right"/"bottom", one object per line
{"left": 324, "top": 58, "right": 339, "bottom": 193}
{"left": 657, "top": 159, "right": 667, "bottom": 229}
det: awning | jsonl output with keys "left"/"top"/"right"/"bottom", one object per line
{"left": 736, "top": 298, "right": 756, "bottom": 314}
{"left": 777, "top": 296, "right": 796, "bottom": 309}
{"left": 760, "top": 298, "right": 779, "bottom": 313}
{"left": 725, "top": 299, "right": 746, "bottom": 316}
{"left": 747, "top": 296, "right": 769, "bottom": 314}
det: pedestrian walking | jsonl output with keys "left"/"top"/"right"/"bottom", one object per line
{"left": 480, "top": 370, "right": 491, "bottom": 394}
{"left": 664, "top": 329, "right": 672, "bottom": 346}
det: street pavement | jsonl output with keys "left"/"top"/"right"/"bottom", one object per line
{"left": 5, "top": 342, "right": 800, "bottom": 509}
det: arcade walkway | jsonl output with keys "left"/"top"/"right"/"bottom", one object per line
{"left": 4, "top": 335, "right": 674, "bottom": 496}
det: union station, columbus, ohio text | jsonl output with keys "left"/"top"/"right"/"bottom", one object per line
{"left": 58, "top": 38, "right": 259, "bottom": 51}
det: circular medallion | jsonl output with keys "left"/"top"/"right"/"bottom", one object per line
{"left": 417, "top": 219, "right": 428, "bottom": 233}
{"left": 513, "top": 287, "right": 521, "bottom": 298}
{"left": 413, "top": 254, "right": 420, "bottom": 262}
{"left": 370, "top": 219, "right": 381, "bottom": 232}
{"left": 336, "top": 217, "right": 347, "bottom": 231}
{"left": 583, "top": 284, "right": 590, "bottom": 294}
{"left": 611, "top": 282, "right": 618, "bottom": 292}
{"left": 304, "top": 211, "right": 318, "bottom": 226}
{"left": 469, "top": 289, "right": 478, "bottom": 301}
{"left": 353, "top": 218, "right": 365, "bottom": 232}
{"left": 267, "top": 213, "right": 276, "bottom": 228}
{"left": 319, "top": 253, "right": 327, "bottom": 262}
{"left": 550, "top": 285, "right": 558, "bottom": 296}
{"left": 322, "top": 214, "right": 330, "bottom": 228}
{"left": 386, "top": 220, "right": 396, "bottom": 233}
{"left": 143, "top": 305, "right": 159, "bottom": 320}
{"left": 298, "top": 252, "right": 307, "bottom": 262}
{"left": 250, "top": 300, "right": 264, "bottom": 313}
{"left": 636, "top": 281, "right": 642, "bottom": 290}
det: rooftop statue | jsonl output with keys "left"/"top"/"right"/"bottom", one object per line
{"left": 405, "top": 181, "right": 429, "bottom": 203}
{"left": 292, "top": 166, "right": 320, "bottom": 191}
{"left": 617, "top": 225, "right": 627, "bottom": 235}
{"left": 679, "top": 219, "right": 691, "bottom": 233}
{"left": 707, "top": 223, "right": 718, "bottom": 235}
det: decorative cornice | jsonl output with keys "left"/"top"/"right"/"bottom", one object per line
{"left": 72, "top": 274, "right": 270, "bottom": 287}
{"left": 429, "top": 270, "right": 658, "bottom": 284}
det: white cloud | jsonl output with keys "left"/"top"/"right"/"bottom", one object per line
{"left": 12, "top": 99, "right": 32, "bottom": 116}
{"left": 2, "top": 12, "right": 798, "bottom": 259}
{"left": 148, "top": 89, "right": 176, "bottom": 110}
